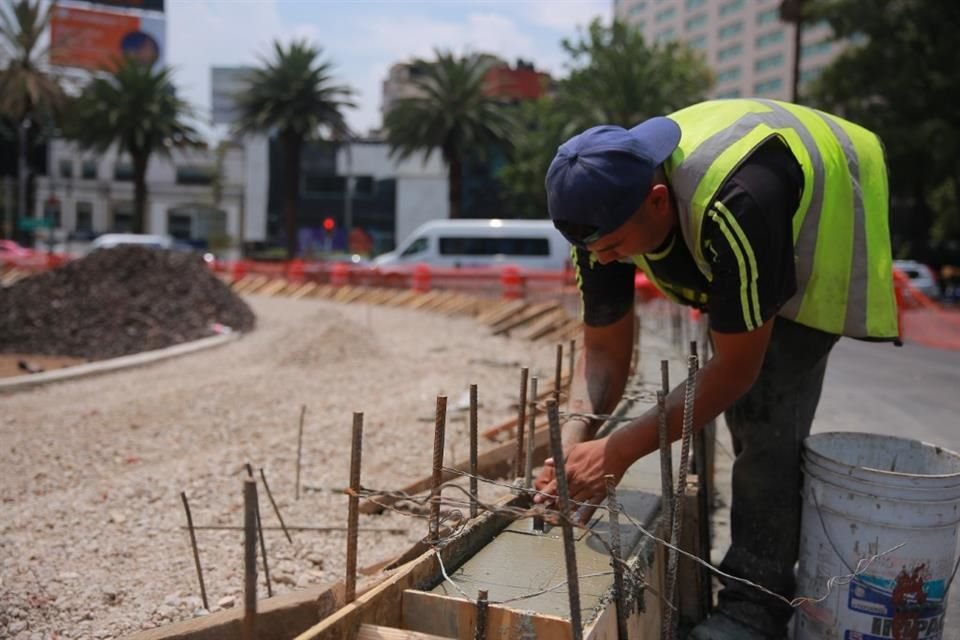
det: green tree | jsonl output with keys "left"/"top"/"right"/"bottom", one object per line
{"left": 233, "top": 40, "right": 355, "bottom": 259}
{"left": 499, "top": 19, "right": 712, "bottom": 218}
{"left": 0, "top": 0, "right": 64, "bottom": 238}
{"left": 557, "top": 18, "right": 713, "bottom": 130}
{"left": 807, "top": 0, "right": 960, "bottom": 258}
{"left": 384, "top": 50, "right": 516, "bottom": 219}
{"left": 67, "top": 58, "right": 199, "bottom": 234}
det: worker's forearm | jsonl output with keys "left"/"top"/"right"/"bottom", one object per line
{"left": 565, "top": 340, "right": 632, "bottom": 445}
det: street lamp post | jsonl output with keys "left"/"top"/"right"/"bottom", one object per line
{"left": 780, "top": 0, "right": 805, "bottom": 103}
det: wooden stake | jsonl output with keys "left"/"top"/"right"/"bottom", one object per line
{"left": 545, "top": 399, "right": 582, "bottom": 640}
{"left": 259, "top": 468, "right": 292, "bottom": 544}
{"left": 242, "top": 478, "right": 257, "bottom": 640}
{"left": 469, "top": 384, "right": 479, "bottom": 519}
{"left": 346, "top": 411, "right": 364, "bottom": 603}
{"left": 180, "top": 491, "right": 208, "bottom": 611}
{"left": 514, "top": 367, "right": 529, "bottom": 479}
{"left": 296, "top": 404, "right": 306, "bottom": 500}
{"left": 430, "top": 396, "right": 448, "bottom": 543}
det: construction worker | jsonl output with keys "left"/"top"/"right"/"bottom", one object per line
{"left": 534, "top": 99, "right": 899, "bottom": 639}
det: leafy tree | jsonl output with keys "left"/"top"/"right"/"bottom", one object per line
{"left": 384, "top": 50, "right": 516, "bottom": 219}
{"left": 234, "top": 40, "right": 355, "bottom": 258}
{"left": 67, "top": 58, "right": 199, "bottom": 234}
{"left": 557, "top": 18, "right": 713, "bottom": 130}
{"left": 499, "top": 19, "right": 712, "bottom": 218}
{"left": 807, "top": 0, "right": 960, "bottom": 259}
{"left": 0, "top": 0, "right": 65, "bottom": 237}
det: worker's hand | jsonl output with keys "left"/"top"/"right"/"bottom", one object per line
{"left": 533, "top": 436, "right": 628, "bottom": 525}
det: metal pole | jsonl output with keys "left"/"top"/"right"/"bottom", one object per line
{"left": 546, "top": 398, "right": 583, "bottom": 640}
{"left": 346, "top": 411, "right": 363, "bottom": 603}
{"left": 514, "top": 367, "right": 529, "bottom": 479}
{"left": 242, "top": 478, "right": 258, "bottom": 640}
{"left": 259, "top": 468, "right": 292, "bottom": 544}
{"left": 554, "top": 343, "right": 563, "bottom": 404}
{"left": 524, "top": 377, "right": 539, "bottom": 489}
{"left": 245, "top": 463, "right": 272, "bottom": 597}
{"left": 180, "top": 492, "right": 209, "bottom": 610}
{"left": 430, "top": 396, "right": 448, "bottom": 543}
{"left": 606, "top": 476, "right": 628, "bottom": 640}
{"left": 295, "top": 404, "right": 306, "bottom": 500}
{"left": 469, "top": 384, "right": 479, "bottom": 519}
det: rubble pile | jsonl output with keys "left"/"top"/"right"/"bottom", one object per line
{"left": 0, "top": 246, "right": 255, "bottom": 360}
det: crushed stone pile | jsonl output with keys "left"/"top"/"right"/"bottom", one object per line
{"left": 0, "top": 246, "right": 255, "bottom": 360}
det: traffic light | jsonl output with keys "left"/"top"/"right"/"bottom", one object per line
{"left": 323, "top": 217, "right": 335, "bottom": 232}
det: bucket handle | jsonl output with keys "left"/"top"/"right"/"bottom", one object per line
{"left": 812, "top": 484, "right": 960, "bottom": 598}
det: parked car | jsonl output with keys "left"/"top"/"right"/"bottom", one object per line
{"left": 893, "top": 259, "right": 940, "bottom": 299}
{"left": 89, "top": 233, "right": 175, "bottom": 252}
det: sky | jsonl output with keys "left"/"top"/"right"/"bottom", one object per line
{"left": 164, "top": 0, "right": 611, "bottom": 138}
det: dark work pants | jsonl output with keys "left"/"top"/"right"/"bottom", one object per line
{"left": 717, "top": 317, "right": 839, "bottom": 637}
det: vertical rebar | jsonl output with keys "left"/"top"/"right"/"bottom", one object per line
{"left": 660, "top": 359, "right": 670, "bottom": 396}
{"left": 690, "top": 342, "right": 713, "bottom": 614}
{"left": 514, "top": 368, "right": 529, "bottom": 480}
{"left": 245, "top": 463, "right": 272, "bottom": 597}
{"left": 258, "top": 468, "right": 292, "bottom": 544}
{"left": 469, "top": 384, "right": 479, "bottom": 519}
{"left": 664, "top": 355, "right": 698, "bottom": 640}
{"left": 606, "top": 475, "right": 628, "bottom": 640}
{"left": 430, "top": 395, "right": 448, "bottom": 543}
{"left": 524, "top": 376, "right": 539, "bottom": 489}
{"left": 242, "top": 478, "right": 258, "bottom": 640}
{"left": 657, "top": 391, "right": 674, "bottom": 539}
{"left": 546, "top": 398, "right": 583, "bottom": 640}
{"left": 554, "top": 343, "right": 563, "bottom": 404}
{"left": 180, "top": 491, "right": 208, "bottom": 611}
{"left": 345, "top": 411, "right": 363, "bottom": 603}
{"left": 295, "top": 404, "right": 306, "bottom": 500}
{"left": 474, "top": 589, "right": 489, "bottom": 640}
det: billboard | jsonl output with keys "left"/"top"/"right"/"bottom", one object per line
{"left": 211, "top": 67, "right": 255, "bottom": 127}
{"left": 50, "top": 5, "right": 166, "bottom": 71}
{"left": 75, "top": 0, "right": 165, "bottom": 12}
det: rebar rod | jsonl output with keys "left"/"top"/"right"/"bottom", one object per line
{"left": 259, "top": 468, "right": 292, "bottom": 544}
{"left": 474, "top": 589, "right": 489, "bottom": 640}
{"left": 554, "top": 343, "right": 563, "bottom": 404}
{"left": 245, "top": 463, "right": 272, "bottom": 597}
{"left": 469, "top": 384, "right": 479, "bottom": 519}
{"left": 546, "top": 398, "right": 583, "bottom": 640}
{"left": 295, "top": 404, "right": 306, "bottom": 500}
{"left": 524, "top": 376, "right": 539, "bottom": 489}
{"left": 180, "top": 491, "right": 208, "bottom": 610}
{"left": 514, "top": 367, "right": 529, "bottom": 479}
{"left": 430, "top": 395, "right": 448, "bottom": 543}
{"left": 345, "top": 411, "right": 363, "bottom": 603}
{"left": 242, "top": 478, "right": 257, "bottom": 640}
{"left": 606, "top": 475, "right": 628, "bottom": 640}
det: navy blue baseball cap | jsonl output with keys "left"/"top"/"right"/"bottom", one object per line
{"left": 545, "top": 117, "right": 681, "bottom": 248}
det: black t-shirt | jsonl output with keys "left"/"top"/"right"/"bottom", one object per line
{"left": 574, "top": 137, "right": 802, "bottom": 333}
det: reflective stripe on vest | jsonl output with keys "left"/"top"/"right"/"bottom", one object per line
{"left": 650, "top": 99, "right": 897, "bottom": 339}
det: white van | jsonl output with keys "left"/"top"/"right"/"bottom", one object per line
{"left": 90, "top": 233, "right": 174, "bottom": 251}
{"left": 374, "top": 219, "right": 571, "bottom": 270}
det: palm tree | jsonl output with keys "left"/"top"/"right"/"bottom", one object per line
{"left": 0, "top": 0, "right": 65, "bottom": 238}
{"left": 66, "top": 58, "right": 199, "bottom": 234}
{"left": 384, "top": 51, "right": 516, "bottom": 219}
{"left": 233, "top": 40, "right": 356, "bottom": 259}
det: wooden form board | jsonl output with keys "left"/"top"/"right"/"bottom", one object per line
{"left": 358, "top": 625, "right": 451, "bottom": 640}
{"left": 294, "top": 495, "right": 528, "bottom": 640}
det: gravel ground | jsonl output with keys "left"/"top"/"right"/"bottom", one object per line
{"left": 0, "top": 294, "right": 563, "bottom": 640}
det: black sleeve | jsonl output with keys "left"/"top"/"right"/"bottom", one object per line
{"left": 704, "top": 138, "right": 800, "bottom": 333}
{"left": 573, "top": 246, "right": 636, "bottom": 327}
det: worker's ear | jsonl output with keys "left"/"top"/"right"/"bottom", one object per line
{"left": 646, "top": 183, "right": 670, "bottom": 215}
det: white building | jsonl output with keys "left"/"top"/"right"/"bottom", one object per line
{"left": 34, "top": 135, "right": 269, "bottom": 254}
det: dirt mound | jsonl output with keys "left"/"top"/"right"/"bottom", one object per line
{"left": 0, "top": 246, "right": 256, "bottom": 360}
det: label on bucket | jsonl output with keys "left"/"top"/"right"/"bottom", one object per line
{"left": 844, "top": 565, "right": 946, "bottom": 639}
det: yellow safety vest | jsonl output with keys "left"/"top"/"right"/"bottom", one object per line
{"left": 632, "top": 98, "right": 898, "bottom": 339}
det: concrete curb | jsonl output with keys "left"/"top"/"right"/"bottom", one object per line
{"left": 0, "top": 333, "right": 241, "bottom": 394}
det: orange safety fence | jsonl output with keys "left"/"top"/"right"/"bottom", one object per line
{"left": 894, "top": 269, "right": 960, "bottom": 351}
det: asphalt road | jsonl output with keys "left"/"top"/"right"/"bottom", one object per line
{"left": 811, "top": 338, "right": 960, "bottom": 638}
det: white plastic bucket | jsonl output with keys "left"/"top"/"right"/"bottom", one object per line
{"left": 795, "top": 432, "right": 960, "bottom": 640}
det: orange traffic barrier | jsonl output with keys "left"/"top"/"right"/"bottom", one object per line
{"left": 501, "top": 266, "right": 525, "bottom": 300}
{"left": 412, "top": 264, "right": 431, "bottom": 293}
{"left": 330, "top": 262, "right": 350, "bottom": 287}
{"left": 893, "top": 269, "right": 960, "bottom": 351}
{"left": 286, "top": 258, "right": 305, "bottom": 283}
{"left": 231, "top": 260, "right": 248, "bottom": 283}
